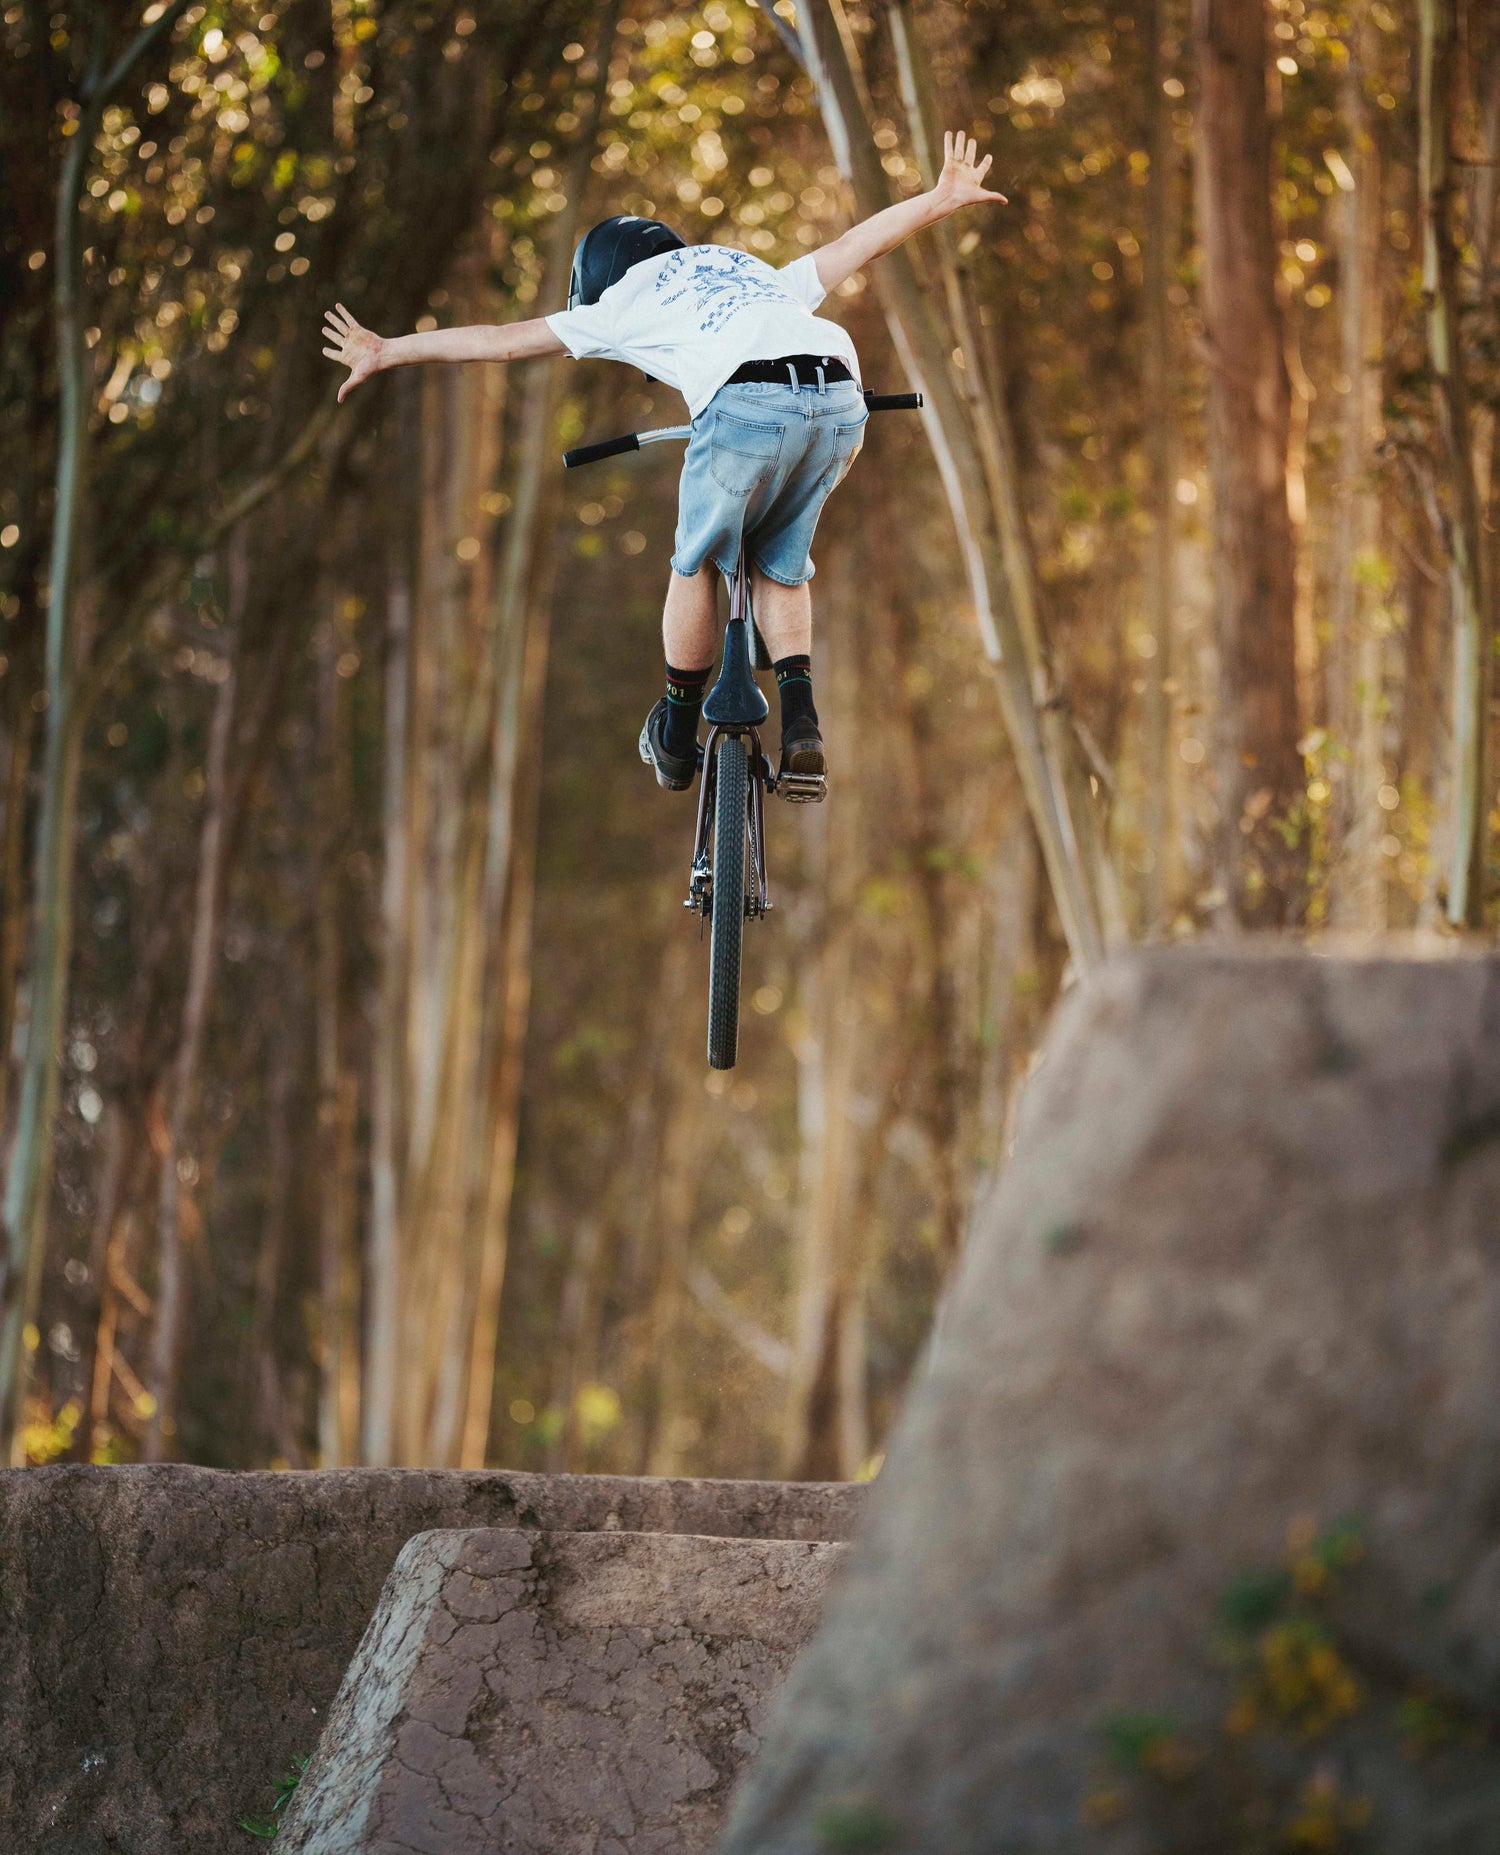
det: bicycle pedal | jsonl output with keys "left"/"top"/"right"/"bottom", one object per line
{"left": 775, "top": 771, "right": 827, "bottom": 805}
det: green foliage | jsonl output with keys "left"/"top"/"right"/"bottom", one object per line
{"left": 1102, "top": 1710, "right": 1181, "bottom": 1772}
{"left": 814, "top": 1793, "right": 898, "bottom": 1851}
{"left": 1217, "top": 1566, "right": 1293, "bottom": 1636}
{"left": 237, "top": 1754, "right": 307, "bottom": 1839}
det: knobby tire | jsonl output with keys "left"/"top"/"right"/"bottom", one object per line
{"left": 707, "top": 736, "right": 748, "bottom": 1070}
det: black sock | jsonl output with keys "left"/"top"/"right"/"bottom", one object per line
{"left": 774, "top": 654, "right": 818, "bottom": 733}
{"left": 662, "top": 661, "right": 710, "bottom": 756}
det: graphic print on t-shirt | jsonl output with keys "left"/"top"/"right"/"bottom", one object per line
{"left": 654, "top": 247, "right": 797, "bottom": 335}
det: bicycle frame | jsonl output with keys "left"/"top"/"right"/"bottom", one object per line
{"left": 688, "top": 552, "right": 773, "bottom": 923}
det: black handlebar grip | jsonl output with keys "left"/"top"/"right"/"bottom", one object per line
{"left": 563, "top": 432, "right": 641, "bottom": 468}
{"left": 862, "top": 392, "right": 924, "bottom": 411}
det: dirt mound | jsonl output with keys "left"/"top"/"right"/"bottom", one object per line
{"left": 723, "top": 950, "right": 1500, "bottom": 1854}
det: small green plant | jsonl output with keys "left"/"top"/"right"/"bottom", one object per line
{"left": 814, "top": 1792, "right": 898, "bottom": 1851}
{"left": 238, "top": 1755, "right": 308, "bottom": 1840}
{"left": 1101, "top": 1710, "right": 1189, "bottom": 1778}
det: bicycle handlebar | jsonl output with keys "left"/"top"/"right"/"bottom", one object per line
{"left": 564, "top": 389, "right": 922, "bottom": 469}
{"left": 562, "top": 432, "right": 642, "bottom": 469}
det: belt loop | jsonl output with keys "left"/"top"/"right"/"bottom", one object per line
{"left": 816, "top": 363, "right": 826, "bottom": 395}
{"left": 785, "top": 359, "right": 798, "bottom": 391}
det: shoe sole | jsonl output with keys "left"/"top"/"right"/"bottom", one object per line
{"left": 639, "top": 723, "right": 694, "bottom": 792}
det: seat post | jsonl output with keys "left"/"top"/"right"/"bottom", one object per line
{"left": 702, "top": 555, "right": 769, "bottom": 728}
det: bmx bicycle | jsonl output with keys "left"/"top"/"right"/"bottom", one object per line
{"left": 564, "top": 388, "right": 921, "bottom": 1070}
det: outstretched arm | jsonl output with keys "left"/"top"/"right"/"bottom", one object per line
{"left": 811, "top": 130, "right": 1007, "bottom": 295}
{"left": 322, "top": 304, "right": 566, "bottom": 403}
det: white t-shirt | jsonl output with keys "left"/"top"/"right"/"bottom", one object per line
{"left": 544, "top": 245, "right": 861, "bottom": 417}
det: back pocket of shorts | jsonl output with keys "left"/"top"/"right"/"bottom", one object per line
{"left": 709, "top": 414, "right": 784, "bottom": 496}
{"left": 822, "top": 417, "right": 866, "bottom": 491}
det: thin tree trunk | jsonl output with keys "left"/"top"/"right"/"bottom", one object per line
{"left": 313, "top": 586, "right": 361, "bottom": 1466}
{"left": 248, "top": 1009, "right": 302, "bottom": 1466}
{"left": 800, "top": 0, "right": 1106, "bottom": 971}
{"left": 1329, "top": 34, "right": 1387, "bottom": 929}
{"left": 69, "top": 1098, "right": 130, "bottom": 1460}
{"left": 0, "top": 0, "right": 192, "bottom": 1457}
{"left": 546, "top": 1213, "right": 605, "bottom": 1472}
{"left": 642, "top": 1029, "right": 705, "bottom": 1479}
{"left": 1193, "top": 0, "right": 1303, "bottom": 927}
{"left": 0, "top": 700, "right": 34, "bottom": 1148}
{"left": 455, "top": 11, "right": 617, "bottom": 1467}
{"left": 363, "top": 374, "right": 418, "bottom": 1467}
{"left": 1420, "top": 0, "right": 1489, "bottom": 926}
{"left": 143, "top": 540, "right": 245, "bottom": 1461}
{"left": 1141, "top": 0, "right": 1178, "bottom": 933}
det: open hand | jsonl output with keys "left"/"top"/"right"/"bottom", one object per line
{"left": 931, "top": 130, "right": 1007, "bottom": 210}
{"left": 322, "top": 303, "right": 383, "bottom": 402}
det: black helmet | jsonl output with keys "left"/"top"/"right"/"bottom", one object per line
{"left": 568, "top": 215, "right": 685, "bottom": 309}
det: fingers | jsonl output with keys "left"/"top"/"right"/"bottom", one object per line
{"left": 942, "top": 129, "right": 986, "bottom": 172}
{"left": 976, "top": 152, "right": 993, "bottom": 181}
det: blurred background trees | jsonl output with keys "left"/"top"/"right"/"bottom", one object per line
{"left": 2, "top": 0, "right": 1497, "bottom": 1477}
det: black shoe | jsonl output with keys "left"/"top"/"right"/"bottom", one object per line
{"left": 639, "top": 698, "right": 701, "bottom": 792}
{"left": 776, "top": 715, "right": 827, "bottom": 804}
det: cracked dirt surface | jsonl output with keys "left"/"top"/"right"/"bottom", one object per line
{"left": 0, "top": 1466, "right": 860, "bottom": 1852}
{"left": 722, "top": 949, "right": 1500, "bottom": 1853}
{"left": 277, "top": 1528, "right": 841, "bottom": 1853}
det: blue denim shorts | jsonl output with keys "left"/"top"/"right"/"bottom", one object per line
{"left": 671, "top": 378, "right": 867, "bottom": 586}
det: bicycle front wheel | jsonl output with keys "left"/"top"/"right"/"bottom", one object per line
{"left": 707, "top": 735, "right": 748, "bottom": 1070}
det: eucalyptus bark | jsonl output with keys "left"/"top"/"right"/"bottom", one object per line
{"left": 1419, "top": 0, "right": 1488, "bottom": 927}
{"left": 1141, "top": 0, "right": 1177, "bottom": 931}
{"left": 1193, "top": 0, "right": 1303, "bottom": 926}
{"left": 363, "top": 375, "right": 419, "bottom": 1468}
{"left": 800, "top": 0, "right": 1106, "bottom": 970}
{"left": 313, "top": 594, "right": 361, "bottom": 1467}
{"left": 142, "top": 547, "right": 244, "bottom": 1461}
{"left": 1328, "top": 34, "right": 1387, "bottom": 929}
{"left": 0, "top": 0, "right": 192, "bottom": 1455}
{"left": 0, "top": 702, "right": 34, "bottom": 1148}
{"left": 453, "top": 11, "right": 616, "bottom": 1467}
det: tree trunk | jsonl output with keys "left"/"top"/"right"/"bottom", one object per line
{"left": 1141, "top": 0, "right": 1178, "bottom": 934}
{"left": 1328, "top": 32, "right": 1388, "bottom": 930}
{"left": 363, "top": 374, "right": 419, "bottom": 1468}
{"left": 0, "top": 48, "right": 97, "bottom": 1454}
{"left": 0, "top": 699, "right": 34, "bottom": 1150}
{"left": 1193, "top": 0, "right": 1303, "bottom": 926}
{"left": 456, "top": 5, "right": 619, "bottom": 1465}
{"left": 801, "top": 0, "right": 1107, "bottom": 971}
{"left": 1419, "top": 0, "right": 1489, "bottom": 927}
{"left": 248, "top": 1008, "right": 303, "bottom": 1466}
{"left": 313, "top": 589, "right": 361, "bottom": 1467}
{"left": 142, "top": 542, "right": 245, "bottom": 1460}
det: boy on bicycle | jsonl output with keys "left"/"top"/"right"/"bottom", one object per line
{"left": 324, "top": 131, "right": 1004, "bottom": 800}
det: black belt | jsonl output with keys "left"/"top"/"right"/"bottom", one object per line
{"left": 727, "top": 354, "right": 854, "bottom": 387}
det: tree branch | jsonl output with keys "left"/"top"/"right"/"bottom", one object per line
{"left": 750, "top": 0, "right": 806, "bottom": 68}
{"left": 88, "top": 0, "right": 193, "bottom": 108}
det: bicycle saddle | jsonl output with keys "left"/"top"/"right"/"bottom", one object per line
{"left": 702, "top": 621, "right": 769, "bottom": 727}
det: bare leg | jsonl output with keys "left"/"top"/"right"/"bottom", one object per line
{"left": 661, "top": 569, "right": 718, "bottom": 670}
{"left": 750, "top": 569, "right": 812, "bottom": 660}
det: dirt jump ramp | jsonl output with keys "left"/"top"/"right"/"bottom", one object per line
{"left": 723, "top": 948, "right": 1500, "bottom": 1854}
{"left": 0, "top": 1466, "right": 859, "bottom": 1851}
{"left": 276, "top": 1527, "right": 840, "bottom": 1853}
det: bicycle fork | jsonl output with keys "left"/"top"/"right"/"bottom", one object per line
{"left": 687, "top": 724, "right": 771, "bottom": 921}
